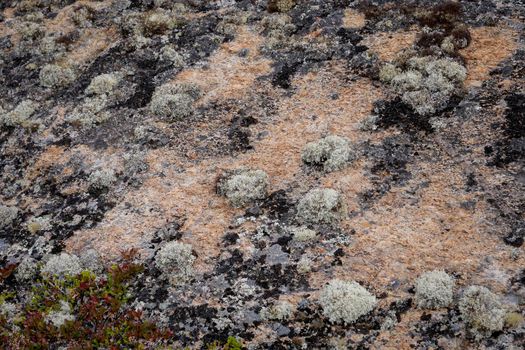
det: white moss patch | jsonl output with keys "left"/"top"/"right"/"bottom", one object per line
{"left": 319, "top": 279, "right": 377, "bottom": 324}
{"left": 296, "top": 188, "right": 346, "bottom": 225}
{"left": 415, "top": 270, "right": 454, "bottom": 309}
{"left": 218, "top": 169, "right": 269, "bottom": 208}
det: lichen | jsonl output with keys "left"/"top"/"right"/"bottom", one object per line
{"left": 85, "top": 72, "right": 121, "bottom": 96}
{"left": 149, "top": 83, "right": 200, "bottom": 121}
{"left": 296, "top": 188, "right": 346, "bottom": 225}
{"left": 39, "top": 64, "right": 75, "bottom": 88}
{"left": 15, "top": 258, "right": 38, "bottom": 282}
{"left": 45, "top": 300, "right": 75, "bottom": 327}
{"left": 41, "top": 253, "right": 83, "bottom": 278}
{"left": 1, "top": 100, "right": 39, "bottom": 127}
{"left": 290, "top": 226, "right": 317, "bottom": 242}
{"left": 218, "top": 169, "right": 269, "bottom": 208}
{"left": 260, "top": 301, "right": 294, "bottom": 321}
{"left": 459, "top": 285, "right": 506, "bottom": 335}
{"left": 0, "top": 205, "right": 19, "bottom": 228}
{"left": 88, "top": 168, "right": 117, "bottom": 191}
{"left": 302, "top": 135, "right": 354, "bottom": 172}
{"left": 268, "top": 0, "right": 296, "bottom": 13}
{"left": 319, "top": 279, "right": 377, "bottom": 324}
{"left": 414, "top": 270, "right": 454, "bottom": 309}
{"left": 155, "top": 241, "right": 195, "bottom": 285}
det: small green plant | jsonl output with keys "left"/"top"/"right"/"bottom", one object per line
{"left": 207, "top": 336, "right": 243, "bottom": 350}
{"left": 0, "top": 250, "right": 171, "bottom": 348}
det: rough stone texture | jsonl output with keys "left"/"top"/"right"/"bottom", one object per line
{"left": 0, "top": 0, "right": 524, "bottom": 348}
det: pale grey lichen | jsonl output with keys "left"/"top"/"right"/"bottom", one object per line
{"left": 391, "top": 70, "right": 423, "bottom": 93}
{"left": 290, "top": 226, "right": 317, "bottom": 242}
{"left": 378, "top": 63, "right": 401, "bottom": 83}
{"left": 1, "top": 100, "right": 39, "bottom": 127}
{"left": 296, "top": 188, "right": 346, "bottom": 225}
{"left": 46, "top": 300, "right": 75, "bottom": 327}
{"left": 39, "top": 64, "right": 75, "bottom": 88}
{"left": 143, "top": 10, "right": 176, "bottom": 35}
{"left": 88, "top": 168, "right": 117, "bottom": 190}
{"left": 381, "top": 56, "right": 467, "bottom": 116}
{"left": 26, "top": 215, "right": 52, "bottom": 234}
{"left": 15, "top": 257, "right": 38, "bottom": 282}
{"left": 302, "top": 135, "right": 354, "bottom": 172}
{"left": 149, "top": 83, "right": 200, "bottom": 121}
{"left": 66, "top": 95, "right": 110, "bottom": 127}
{"left": 159, "top": 46, "right": 185, "bottom": 67}
{"left": 41, "top": 253, "right": 83, "bottom": 278}
{"left": 296, "top": 256, "right": 312, "bottom": 274}
{"left": 85, "top": 72, "right": 121, "bottom": 95}
{"left": 268, "top": 0, "right": 296, "bottom": 13}
{"left": 218, "top": 169, "right": 269, "bottom": 208}
{"left": 319, "top": 279, "right": 377, "bottom": 324}
{"left": 0, "top": 205, "right": 19, "bottom": 228}
{"left": 0, "top": 302, "right": 17, "bottom": 322}
{"left": 415, "top": 270, "right": 455, "bottom": 309}
{"left": 260, "top": 300, "right": 294, "bottom": 321}
{"left": 155, "top": 241, "right": 195, "bottom": 285}
{"left": 459, "top": 285, "right": 506, "bottom": 334}
{"left": 79, "top": 249, "right": 104, "bottom": 274}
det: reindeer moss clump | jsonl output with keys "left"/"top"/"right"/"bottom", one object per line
{"left": 302, "top": 135, "right": 354, "bottom": 172}
{"left": 268, "top": 0, "right": 296, "bottom": 13}
{"left": 218, "top": 169, "right": 269, "bottom": 208}
{"left": 415, "top": 270, "right": 454, "bottom": 309}
{"left": 296, "top": 188, "right": 346, "bottom": 225}
{"left": 149, "top": 83, "right": 200, "bottom": 121}
{"left": 41, "top": 253, "right": 82, "bottom": 278}
{"left": 39, "top": 64, "right": 75, "bottom": 88}
{"left": 319, "top": 280, "right": 377, "bottom": 324}
{"left": 459, "top": 285, "right": 506, "bottom": 335}
{"left": 155, "top": 241, "right": 195, "bottom": 285}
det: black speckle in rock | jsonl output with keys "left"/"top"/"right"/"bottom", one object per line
{"left": 334, "top": 248, "right": 345, "bottom": 257}
{"left": 421, "top": 313, "right": 432, "bottom": 321}
{"left": 488, "top": 93, "right": 525, "bottom": 166}
{"left": 373, "top": 98, "right": 434, "bottom": 133}
{"left": 504, "top": 224, "right": 524, "bottom": 247}
{"left": 262, "top": 190, "right": 293, "bottom": 219}
{"left": 228, "top": 115, "right": 258, "bottom": 152}
{"left": 245, "top": 205, "right": 261, "bottom": 217}
{"left": 276, "top": 235, "right": 292, "bottom": 247}
{"left": 222, "top": 232, "right": 240, "bottom": 246}
{"left": 272, "top": 61, "right": 301, "bottom": 89}
{"left": 238, "top": 48, "right": 249, "bottom": 57}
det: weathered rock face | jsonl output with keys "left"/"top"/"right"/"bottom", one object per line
{"left": 1, "top": 0, "right": 524, "bottom": 348}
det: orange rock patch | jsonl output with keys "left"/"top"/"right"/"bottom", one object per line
{"left": 461, "top": 26, "right": 519, "bottom": 87}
